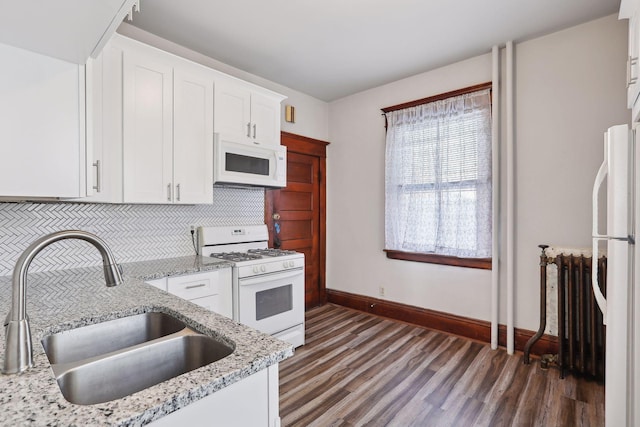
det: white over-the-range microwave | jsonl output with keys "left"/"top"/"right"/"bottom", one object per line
{"left": 213, "top": 135, "right": 287, "bottom": 188}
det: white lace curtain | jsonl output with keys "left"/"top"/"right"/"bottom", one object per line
{"left": 385, "top": 89, "right": 492, "bottom": 258}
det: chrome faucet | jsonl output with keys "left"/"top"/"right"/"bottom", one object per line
{"left": 2, "top": 230, "right": 123, "bottom": 374}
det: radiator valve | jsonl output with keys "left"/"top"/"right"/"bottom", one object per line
{"left": 540, "top": 353, "right": 558, "bottom": 370}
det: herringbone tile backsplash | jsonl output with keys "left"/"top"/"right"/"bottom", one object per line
{"left": 0, "top": 187, "right": 264, "bottom": 276}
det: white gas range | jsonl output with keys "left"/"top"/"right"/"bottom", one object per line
{"left": 198, "top": 225, "right": 305, "bottom": 348}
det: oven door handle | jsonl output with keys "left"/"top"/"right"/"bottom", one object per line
{"left": 239, "top": 268, "right": 303, "bottom": 286}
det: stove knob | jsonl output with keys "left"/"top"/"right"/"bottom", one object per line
{"left": 289, "top": 260, "right": 295, "bottom": 268}
{"left": 283, "top": 261, "right": 289, "bottom": 269}
{"left": 260, "top": 265, "right": 267, "bottom": 272}
{"left": 253, "top": 266, "right": 259, "bottom": 273}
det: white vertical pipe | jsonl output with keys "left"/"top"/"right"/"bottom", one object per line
{"left": 506, "top": 40, "right": 515, "bottom": 355}
{"left": 491, "top": 45, "right": 500, "bottom": 350}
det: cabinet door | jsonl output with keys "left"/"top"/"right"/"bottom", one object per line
{"left": 166, "top": 269, "right": 232, "bottom": 318}
{"left": 173, "top": 65, "right": 214, "bottom": 204}
{"left": 250, "top": 92, "right": 282, "bottom": 146}
{"left": 0, "top": 42, "right": 85, "bottom": 198}
{"left": 148, "top": 367, "right": 274, "bottom": 427}
{"left": 214, "top": 79, "right": 252, "bottom": 145}
{"left": 189, "top": 295, "right": 221, "bottom": 312}
{"left": 82, "top": 42, "right": 124, "bottom": 203}
{"left": 123, "top": 49, "right": 173, "bottom": 204}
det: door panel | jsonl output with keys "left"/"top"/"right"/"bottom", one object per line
{"left": 279, "top": 192, "right": 312, "bottom": 211}
{"left": 287, "top": 161, "right": 314, "bottom": 184}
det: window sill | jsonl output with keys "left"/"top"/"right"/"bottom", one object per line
{"left": 384, "top": 250, "right": 492, "bottom": 270}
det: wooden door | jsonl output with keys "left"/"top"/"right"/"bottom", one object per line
{"left": 266, "top": 132, "right": 328, "bottom": 309}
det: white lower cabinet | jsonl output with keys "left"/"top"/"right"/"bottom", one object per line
{"left": 144, "top": 268, "right": 232, "bottom": 319}
{"left": 149, "top": 364, "right": 280, "bottom": 427}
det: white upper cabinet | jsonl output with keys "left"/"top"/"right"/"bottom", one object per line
{"left": 251, "top": 91, "right": 284, "bottom": 147}
{"left": 214, "top": 80, "right": 252, "bottom": 145}
{"left": 121, "top": 36, "right": 214, "bottom": 204}
{"left": 12, "top": 30, "right": 285, "bottom": 202}
{"left": 214, "top": 77, "right": 285, "bottom": 147}
{"left": 0, "top": 42, "right": 86, "bottom": 198}
{"left": 81, "top": 42, "right": 125, "bottom": 203}
{"left": 123, "top": 46, "right": 174, "bottom": 204}
{"left": 173, "top": 66, "right": 214, "bottom": 204}
{"left": 0, "top": 0, "right": 137, "bottom": 64}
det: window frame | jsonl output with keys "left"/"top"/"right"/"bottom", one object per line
{"left": 381, "top": 82, "right": 493, "bottom": 270}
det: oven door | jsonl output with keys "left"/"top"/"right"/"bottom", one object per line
{"left": 213, "top": 136, "right": 286, "bottom": 187}
{"left": 238, "top": 268, "right": 304, "bottom": 336}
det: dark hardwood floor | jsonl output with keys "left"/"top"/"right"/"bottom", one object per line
{"left": 279, "top": 304, "right": 604, "bottom": 427}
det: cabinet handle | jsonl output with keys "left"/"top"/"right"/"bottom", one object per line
{"left": 186, "top": 283, "right": 206, "bottom": 289}
{"left": 628, "top": 55, "right": 638, "bottom": 88}
{"left": 253, "top": 124, "right": 257, "bottom": 139}
{"left": 92, "top": 160, "right": 101, "bottom": 192}
{"left": 167, "top": 183, "right": 172, "bottom": 201}
{"left": 247, "top": 122, "right": 251, "bottom": 138}
{"left": 176, "top": 183, "right": 181, "bottom": 201}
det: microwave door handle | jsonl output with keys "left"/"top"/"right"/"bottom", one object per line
{"left": 274, "top": 152, "right": 278, "bottom": 178}
{"left": 591, "top": 156, "right": 608, "bottom": 321}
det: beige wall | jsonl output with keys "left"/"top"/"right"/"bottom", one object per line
{"left": 512, "top": 15, "right": 628, "bottom": 329}
{"left": 326, "top": 14, "right": 628, "bottom": 330}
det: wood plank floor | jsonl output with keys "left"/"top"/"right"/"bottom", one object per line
{"left": 279, "top": 304, "right": 604, "bottom": 427}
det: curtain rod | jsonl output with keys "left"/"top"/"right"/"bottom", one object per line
{"left": 380, "top": 81, "right": 492, "bottom": 114}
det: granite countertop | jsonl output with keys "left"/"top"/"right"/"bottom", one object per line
{"left": 0, "top": 256, "right": 294, "bottom": 426}
{"left": 120, "top": 255, "right": 233, "bottom": 281}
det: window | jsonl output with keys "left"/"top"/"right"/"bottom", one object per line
{"left": 382, "top": 83, "right": 492, "bottom": 269}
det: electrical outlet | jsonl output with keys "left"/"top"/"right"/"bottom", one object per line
{"left": 379, "top": 286, "right": 385, "bottom": 297}
{"left": 190, "top": 225, "right": 196, "bottom": 233}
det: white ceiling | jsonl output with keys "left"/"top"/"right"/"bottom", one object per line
{"left": 130, "top": 0, "right": 621, "bottom": 102}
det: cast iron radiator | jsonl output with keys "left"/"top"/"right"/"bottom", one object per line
{"left": 524, "top": 245, "right": 606, "bottom": 381}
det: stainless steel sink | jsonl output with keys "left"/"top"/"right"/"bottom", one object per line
{"left": 42, "top": 312, "right": 234, "bottom": 405}
{"left": 42, "top": 312, "right": 187, "bottom": 364}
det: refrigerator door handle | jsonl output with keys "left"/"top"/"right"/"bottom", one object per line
{"left": 592, "top": 158, "right": 608, "bottom": 321}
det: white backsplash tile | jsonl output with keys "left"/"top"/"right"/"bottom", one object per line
{"left": 0, "top": 186, "right": 264, "bottom": 276}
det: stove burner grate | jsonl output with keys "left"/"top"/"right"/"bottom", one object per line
{"left": 209, "top": 252, "right": 263, "bottom": 262}
{"left": 247, "top": 248, "right": 298, "bottom": 257}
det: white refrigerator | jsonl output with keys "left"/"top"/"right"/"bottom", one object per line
{"left": 592, "top": 124, "right": 638, "bottom": 427}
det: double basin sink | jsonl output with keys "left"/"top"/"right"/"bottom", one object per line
{"left": 42, "top": 312, "right": 234, "bottom": 405}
